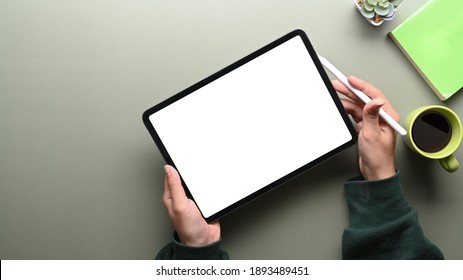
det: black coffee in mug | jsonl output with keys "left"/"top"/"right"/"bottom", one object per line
{"left": 412, "top": 111, "right": 452, "bottom": 153}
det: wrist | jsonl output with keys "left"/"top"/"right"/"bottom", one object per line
{"left": 180, "top": 231, "right": 220, "bottom": 247}
{"left": 362, "top": 166, "right": 396, "bottom": 181}
{"left": 182, "top": 237, "right": 218, "bottom": 247}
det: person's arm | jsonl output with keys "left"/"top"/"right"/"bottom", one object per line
{"left": 156, "top": 232, "right": 229, "bottom": 260}
{"left": 342, "top": 172, "right": 444, "bottom": 259}
{"left": 334, "top": 76, "right": 444, "bottom": 259}
{"left": 156, "top": 165, "right": 229, "bottom": 260}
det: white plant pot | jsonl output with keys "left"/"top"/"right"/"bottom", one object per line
{"left": 354, "top": 0, "right": 397, "bottom": 26}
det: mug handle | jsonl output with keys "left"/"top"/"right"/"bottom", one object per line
{"left": 440, "top": 155, "right": 459, "bottom": 173}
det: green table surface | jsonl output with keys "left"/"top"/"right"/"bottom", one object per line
{"left": 1, "top": 0, "right": 462, "bottom": 259}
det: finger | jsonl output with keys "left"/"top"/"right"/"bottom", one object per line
{"left": 163, "top": 173, "right": 171, "bottom": 207}
{"left": 356, "top": 121, "right": 364, "bottom": 134}
{"left": 347, "top": 76, "right": 400, "bottom": 122}
{"left": 162, "top": 165, "right": 174, "bottom": 210}
{"left": 341, "top": 98, "right": 363, "bottom": 123}
{"left": 347, "top": 76, "right": 386, "bottom": 101}
{"left": 362, "top": 99, "right": 385, "bottom": 135}
{"left": 164, "top": 165, "right": 188, "bottom": 207}
{"left": 332, "top": 80, "right": 362, "bottom": 104}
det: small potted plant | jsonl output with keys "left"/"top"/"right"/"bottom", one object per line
{"left": 355, "top": 0, "right": 404, "bottom": 26}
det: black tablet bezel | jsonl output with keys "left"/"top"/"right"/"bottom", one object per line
{"left": 142, "top": 29, "right": 357, "bottom": 222}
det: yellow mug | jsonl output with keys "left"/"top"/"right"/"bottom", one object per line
{"left": 404, "top": 106, "right": 462, "bottom": 173}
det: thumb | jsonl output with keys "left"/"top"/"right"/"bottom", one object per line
{"left": 362, "top": 99, "right": 385, "bottom": 132}
{"left": 164, "top": 165, "right": 188, "bottom": 206}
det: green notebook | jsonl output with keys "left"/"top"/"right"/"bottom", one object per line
{"left": 389, "top": 0, "right": 463, "bottom": 100}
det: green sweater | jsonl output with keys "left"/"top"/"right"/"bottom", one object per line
{"left": 342, "top": 172, "right": 443, "bottom": 259}
{"left": 156, "top": 172, "right": 444, "bottom": 260}
{"left": 156, "top": 232, "right": 229, "bottom": 260}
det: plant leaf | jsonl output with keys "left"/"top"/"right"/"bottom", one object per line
{"left": 363, "top": 0, "right": 375, "bottom": 11}
{"left": 389, "top": 0, "right": 404, "bottom": 7}
{"left": 361, "top": 6, "right": 376, "bottom": 18}
{"left": 375, "top": 5, "right": 390, "bottom": 16}
{"left": 384, "top": 4, "right": 395, "bottom": 17}
{"left": 379, "top": 1, "right": 390, "bottom": 8}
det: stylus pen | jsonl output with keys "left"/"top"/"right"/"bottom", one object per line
{"left": 318, "top": 55, "right": 407, "bottom": 136}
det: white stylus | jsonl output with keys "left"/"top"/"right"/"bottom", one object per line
{"left": 318, "top": 55, "right": 407, "bottom": 136}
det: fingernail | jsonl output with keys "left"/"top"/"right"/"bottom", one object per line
{"left": 376, "top": 99, "right": 386, "bottom": 107}
{"left": 164, "top": 165, "right": 170, "bottom": 176}
{"left": 348, "top": 75, "right": 360, "bottom": 83}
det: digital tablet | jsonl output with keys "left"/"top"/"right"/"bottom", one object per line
{"left": 143, "top": 29, "right": 357, "bottom": 222}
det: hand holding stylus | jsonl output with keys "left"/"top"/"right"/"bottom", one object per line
{"left": 332, "top": 76, "right": 399, "bottom": 181}
{"left": 318, "top": 55, "right": 407, "bottom": 136}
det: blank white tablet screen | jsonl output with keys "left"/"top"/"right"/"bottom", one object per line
{"left": 149, "top": 35, "right": 353, "bottom": 219}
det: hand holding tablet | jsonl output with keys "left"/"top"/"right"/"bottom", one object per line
{"left": 143, "top": 30, "right": 357, "bottom": 222}
{"left": 163, "top": 165, "right": 221, "bottom": 246}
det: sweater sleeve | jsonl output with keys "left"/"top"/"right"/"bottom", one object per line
{"left": 155, "top": 232, "right": 230, "bottom": 260}
{"left": 342, "top": 172, "right": 444, "bottom": 260}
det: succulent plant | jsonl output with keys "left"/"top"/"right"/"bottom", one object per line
{"left": 359, "top": 0, "right": 403, "bottom": 20}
